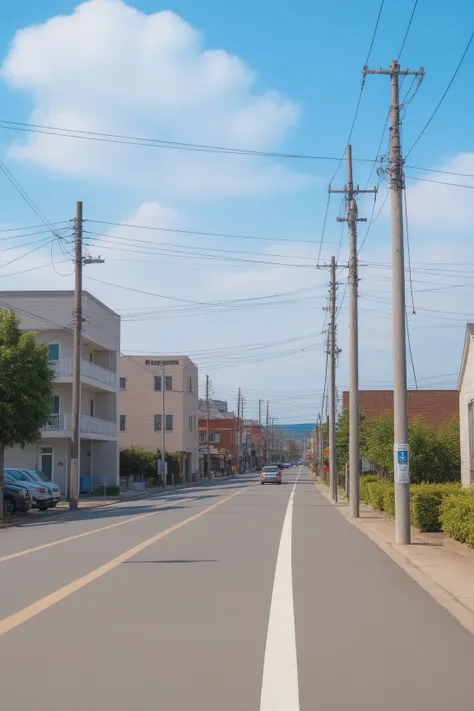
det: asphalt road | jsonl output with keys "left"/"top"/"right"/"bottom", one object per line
{"left": 1, "top": 467, "right": 474, "bottom": 710}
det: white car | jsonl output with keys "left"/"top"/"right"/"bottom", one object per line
{"left": 4, "top": 469, "right": 54, "bottom": 511}
{"left": 20, "top": 470, "right": 61, "bottom": 506}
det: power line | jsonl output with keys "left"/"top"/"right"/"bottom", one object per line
{"left": 405, "top": 175, "right": 474, "bottom": 189}
{"left": 405, "top": 30, "right": 474, "bottom": 159}
{"left": 397, "top": 0, "right": 419, "bottom": 60}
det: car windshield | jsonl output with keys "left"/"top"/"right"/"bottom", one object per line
{"left": 21, "top": 470, "right": 43, "bottom": 483}
{"left": 5, "top": 470, "right": 29, "bottom": 482}
{"left": 263, "top": 467, "right": 278, "bottom": 472}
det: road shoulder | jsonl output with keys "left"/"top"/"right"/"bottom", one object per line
{"left": 314, "top": 478, "right": 474, "bottom": 636}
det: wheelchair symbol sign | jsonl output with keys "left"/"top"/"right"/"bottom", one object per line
{"left": 397, "top": 450, "right": 408, "bottom": 465}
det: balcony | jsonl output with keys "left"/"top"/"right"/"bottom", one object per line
{"left": 51, "top": 359, "right": 117, "bottom": 391}
{"left": 42, "top": 414, "right": 117, "bottom": 439}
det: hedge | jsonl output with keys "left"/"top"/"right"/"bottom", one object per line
{"left": 366, "top": 480, "right": 391, "bottom": 511}
{"left": 91, "top": 485, "right": 121, "bottom": 496}
{"left": 410, "top": 483, "right": 461, "bottom": 532}
{"left": 383, "top": 486, "right": 396, "bottom": 518}
{"left": 439, "top": 492, "right": 474, "bottom": 547}
{"left": 360, "top": 474, "right": 379, "bottom": 504}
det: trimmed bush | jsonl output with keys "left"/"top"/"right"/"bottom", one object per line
{"left": 360, "top": 474, "right": 380, "bottom": 504}
{"left": 91, "top": 485, "right": 120, "bottom": 496}
{"left": 440, "top": 493, "right": 474, "bottom": 547}
{"left": 383, "top": 486, "right": 395, "bottom": 518}
{"left": 410, "top": 483, "right": 461, "bottom": 532}
{"left": 367, "top": 480, "right": 390, "bottom": 511}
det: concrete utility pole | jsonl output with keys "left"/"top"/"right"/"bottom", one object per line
{"left": 237, "top": 388, "right": 241, "bottom": 474}
{"left": 265, "top": 401, "right": 269, "bottom": 466}
{"left": 364, "top": 61, "right": 424, "bottom": 544}
{"left": 330, "top": 145, "right": 377, "bottom": 517}
{"left": 206, "top": 375, "right": 211, "bottom": 479}
{"left": 328, "top": 256, "right": 338, "bottom": 501}
{"left": 161, "top": 364, "right": 167, "bottom": 489}
{"left": 70, "top": 201, "right": 104, "bottom": 510}
{"left": 258, "top": 399, "right": 262, "bottom": 470}
{"left": 70, "top": 201, "right": 83, "bottom": 511}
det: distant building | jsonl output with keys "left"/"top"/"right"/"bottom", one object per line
{"left": 119, "top": 355, "right": 198, "bottom": 483}
{"left": 198, "top": 401, "right": 237, "bottom": 476}
{"left": 458, "top": 324, "right": 474, "bottom": 487}
{"left": 342, "top": 390, "right": 458, "bottom": 431}
{"left": 1, "top": 290, "right": 120, "bottom": 494}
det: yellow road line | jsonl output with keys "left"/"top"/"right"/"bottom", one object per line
{"left": 0, "top": 487, "right": 243, "bottom": 637}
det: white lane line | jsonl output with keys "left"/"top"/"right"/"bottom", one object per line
{"left": 260, "top": 467, "right": 301, "bottom": 711}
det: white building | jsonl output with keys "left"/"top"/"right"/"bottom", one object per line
{"left": 119, "top": 355, "right": 198, "bottom": 483}
{"left": 0, "top": 290, "right": 120, "bottom": 494}
{"left": 458, "top": 323, "right": 474, "bottom": 488}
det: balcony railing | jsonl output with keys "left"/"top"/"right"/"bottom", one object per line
{"left": 51, "top": 359, "right": 117, "bottom": 388}
{"left": 43, "top": 414, "right": 117, "bottom": 437}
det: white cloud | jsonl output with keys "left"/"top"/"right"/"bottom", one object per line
{"left": 1, "top": 0, "right": 309, "bottom": 196}
{"left": 405, "top": 153, "right": 474, "bottom": 231}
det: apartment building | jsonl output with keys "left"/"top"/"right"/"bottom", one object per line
{"left": 119, "top": 355, "right": 198, "bottom": 482}
{"left": 1, "top": 290, "right": 120, "bottom": 494}
{"left": 198, "top": 399, "right": 237, "bottom": 476}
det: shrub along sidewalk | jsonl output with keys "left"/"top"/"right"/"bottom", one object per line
{"left": 359, "top": 474, "right": 474, "bottom": 547}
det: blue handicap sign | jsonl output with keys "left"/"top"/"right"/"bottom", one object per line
{"left": 397, "top": 450, "right": 408, "bottom": 465}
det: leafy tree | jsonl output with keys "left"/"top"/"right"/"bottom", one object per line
{"left": 0, "top": 310, "right": 55, "bottom": 515}
{"left": 434, "top": 414, "right": 460, "bottom": 483}
{"left": 362, "top": 412, "right": 394, "bottom": 475}
{"left": 408, "top": 417, "right": 439, "bottom": 484}
{"left": 335, "top": 409, "right": 367, "bottom": 472}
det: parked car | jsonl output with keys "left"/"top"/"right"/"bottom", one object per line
{"left": 4, "top": 469, "right": 53, "bottom": 511}
{"left": 3, "top": 481, "right": 31, "bottom": 516}
{"left": 19, "top": 470, "right": 61, "bottom": 506}
{"left": 260, "top": 465, "right": 282, "bottom": 485}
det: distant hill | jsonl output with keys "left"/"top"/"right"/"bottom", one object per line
{"left": 276, "top": 423, "right": 315, "bottom": 441}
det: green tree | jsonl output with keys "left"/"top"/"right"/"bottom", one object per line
{"left": 0, "top": 310, "right": 55, "bottom": 515}
{"left": 335, "top": 409, "right": 367, "bottom": 472}
{"left": 434, "top": 414, "right": 460, "bottom": 483}
{"left": 362, "top": 412, "right": 394, "bottom": 475}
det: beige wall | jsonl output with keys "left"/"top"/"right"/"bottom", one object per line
{"left": 119, "top": 355, "right": 199, "bottom": 473}
{"left": 460, "top": 335, "right": 474, "bottom": 487}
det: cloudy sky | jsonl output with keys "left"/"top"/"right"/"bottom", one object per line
{"left": 0, "top": 0, "right": 472, "bottom": 423}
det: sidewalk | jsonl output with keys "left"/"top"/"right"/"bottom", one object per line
{"left": 314, "top": 477, "right": 474, "bottom": 636}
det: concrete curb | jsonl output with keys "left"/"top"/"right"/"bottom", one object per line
{"left": 312, "top": 476, "right": 474, "bottom": 637}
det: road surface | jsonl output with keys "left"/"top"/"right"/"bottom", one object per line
{"left": 1, "top": 467, "right": 474, "bottom": 710}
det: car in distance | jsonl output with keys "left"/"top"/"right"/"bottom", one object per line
{"left": 4, "top": 469, "right": 53, "bottom": 511}
{"left": 20, "top": 470, "right": 61, "bottom": 507}
{"left": 3, "top": 481, "right": 31, "bottom": 516}
{"left": 260, "top": 465, "right": 282, "bottom": 485}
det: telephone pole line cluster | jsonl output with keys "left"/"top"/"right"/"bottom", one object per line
{"left": 330, "top": 145, "right": 377, "bottom": 517}
{"left": 363, "top": 61, "right": 424, "bottom": 545}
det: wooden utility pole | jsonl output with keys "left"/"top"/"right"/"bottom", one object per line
{"left": 330, "top": 144, "right": 377, "bottom": 517}
{"left": 364, "top": 61, "right": 424, "bottom": 544}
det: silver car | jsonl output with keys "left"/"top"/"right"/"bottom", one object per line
{"left": 20, "top": 470, "right": 61, "bottom": 507}
{"left": 260, "top": 465, "right": 282, "bottom": 485}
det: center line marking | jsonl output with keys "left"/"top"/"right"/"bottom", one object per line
{"left": 0, "top": 486, "right": 244, "bottom": 638}
{"left": 260, "top": 467, "right": 301, "bottom": 711}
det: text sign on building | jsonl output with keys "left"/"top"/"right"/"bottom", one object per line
{"left": 394, "top": 443, "right": 410, "bottom": 484}
{"left": 145, "top": 360, "right": 179, "bottom": 366}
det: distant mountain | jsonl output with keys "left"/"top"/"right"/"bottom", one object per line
{"left": 276, "top": 423, "right": 315, "bottom": 441}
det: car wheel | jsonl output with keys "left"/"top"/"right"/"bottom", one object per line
{"left": 261, "top": 481, "right": 264, "bottom": 485}
{"left": 51, "top": 503, "right": 58, "bottom": 507}
{"left": 3, "top": 499, "right": 15, "bottom": 516}
{"left": 278, "top": 481, "right": 282, "bottom": 485}
{"left": 38, "top": 504, "right": 49, "bottom": 511}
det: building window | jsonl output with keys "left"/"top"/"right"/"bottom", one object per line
{"left": 210, "top": 433, "right": 220, "bottom": 444}
{"left": 189, "top": 376, "right": 193, "bottom": 393}
{"left": 90, "top": 400, "right": 94, "bottom": 418}
{"left": 120, "top": 377, "right": 126, "bottom": 390}
{"left": 51, "top": 395, "right": 60, "bottom": 414}
{"left": 165, "top": 376, "right": 173, "bottom": 391}
{"left": 120, "top": 415, "right": 126, "bottom": 431}
{"left": 469, "top": 402, "right": 474, "bottom": 469}
{"left": 154, "top": 376, "right": 162, "bottom": 392}
{"left": 189, "top": 415, "right": 193, "bottom": 432}
{"left": 154, "top": 414, "right": 162, "bottom": 432}
{"left": 166, "top": 414, "right": 173, "bottom": 431}
{"left": 48, "top": 343, "right": 59, "bottom": 361}
{"left": 199, "top": 432, "right": 206, "bottom": 443}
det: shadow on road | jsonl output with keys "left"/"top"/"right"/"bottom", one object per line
{"left": 123, "top": 559, "right": 219, "bottom": 564}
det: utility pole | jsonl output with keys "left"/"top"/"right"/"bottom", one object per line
{"left": 206, "top": 375, "right": 211, "bottom": 479}
{"left": 265, "top": 401, "right": 269, "bottom": 466}
{"left": 69, "top": 201, "right": 104, "bottom": 511}
{"left": 330, "top": 145, "right": 377, "bottom": 517}
{"left": 240, "top": 395, "right": 245, "bottom": 473}
{"left": 364, "top": 61, "right": 424, "bottom": 545}
{"left": 328, "top": 256, "right": 338, "bottom": 502}
{"left": 258, "top": 399, "right": 262, "bottom": 470}
{"left": 161, "top": 364, "right": 166, "bottom": 489}
{"left": 237, "top": 388, "right": 242, "bottom": 474}
{"left": 70, "top": 201, "right": 83, "bottom": 511}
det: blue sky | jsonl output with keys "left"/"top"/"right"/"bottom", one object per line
{"left": 0, "top": 0, "right": 472, "bottom": 423}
